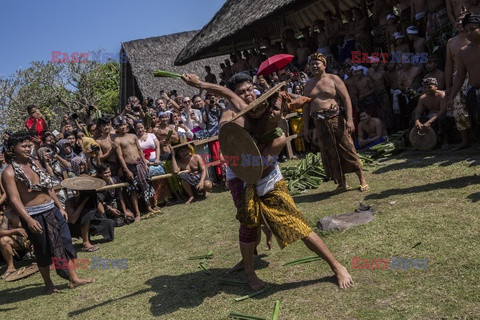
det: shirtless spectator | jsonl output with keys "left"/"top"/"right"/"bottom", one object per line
{"left": 154, "top": 112, "right": 179, "bottom": 158}
{"left": 386, "top": 15, "right": 401, "bottom": 50}
{"left": 356, "top": 111, "right": 388, "bottom": 150}
{"left": 353, "top": 7, "right": 373, "bottom": 53}
{"left": 295, "top": 38, "right": 311, "bottom": 71}
{"left": 171, "top": 145, "right": 212, "bottom": 204}
{"left": 464, "top": 0, "right": 480, "bottom": 13}
{"left": 398, "top": 0, "right": 413, "bottom": 29}
{"left": 204, "top": 66, "right": 217, "bottom": 84}
{"left": 449, "top": 13, "right": 480, "bottom": 138}
{"left": 113, "top": 116, "right": 155, "bottom": 221}
{"left": 414, "top": 78, "right": 450, "bottom": 148}
{"left": 282, "top": 28, "right": 298, "bottom": 57}
{"left": 393, "top": 32, "right": 410, "bottom": 53}
{"left": 2, "top": 133, "right": 94, "bottom": 293}
{"left": 446, "top": 13, "right": 471, "bottom": 148}
{"left": 0, "top": 182, "right": 33, "bottom": 279}
{"left": 300, "top": 27, "right": 318, "bottom": 53}
{"left": 447, "top": 0, "right": 466, "bottom": 26}
{"left": 426, "top": 0, "right": 449, "bottom": 41}
{"left": 324, "top": 11, "right": 342, "bottom": 59}
{"left": 96, "top": 116, "right": 119, "bottom": 175}
{"left": 338, "top": 10, "right": 357, "bottom": 63}
{"left": 424, "top": 55, "right": 446, "bottom": 90}
{"left": 368, "top": 58, "right": 394, "bottom": 130}
{"left": 406, "top": 26, "right": 428, "bottom": 54}
{"left": 224, "top": 59, "right": 233, "bottom": 78}
{"left": 352, "top": 66, "right": 378, "bottom": 120}
{"left": 411, "top": 0, "right": 427, "bottom": 30}
{"left": 314, "top": 20, "right": 330, "bottom": 55}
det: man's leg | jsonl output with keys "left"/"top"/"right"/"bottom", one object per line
{"left": 180, "top": 179, "right": 195, "bottom": 204}
{"left": 129, "top": 190, "right": 141, "bottom": 221}
{"left": 80, "top": 220, "right": 96, "bottom": 251}
{"left": 302, "top": 232, "right": 353, "bottom": 288}
{"left": 0, "top": 236, "right": 17, "bottom": 278}
{"left": 38, "top": 265, "right": 59, "bottom": 294}
{"left": 239, "top": 241, "right": 265, "bottom": 291}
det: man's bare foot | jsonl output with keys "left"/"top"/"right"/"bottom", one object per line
{"left": 245, "top": 271, "right": 266, "bottom": 291}
{"left": 204, "top": 191, "right": 209, "bottom": 198}
{"left": 227, "top": 260, "right": 244, "bottom": 273}
{"left": 185, "top": 196, "right": 195, "bottom": 204}
{"left": 1, "top": 268, "right": 16, "bottom": 279}
{"left": 69, "top": 278, "right": 95, "bottom": 289}
{"left": 45, "top": 285, "right": 60, "bottom": 295}
{"left": 134, "top": 215, "right": 141, "bottom": 222}
{"left": 333, "top": 265, "right": 354, "bottom": 289}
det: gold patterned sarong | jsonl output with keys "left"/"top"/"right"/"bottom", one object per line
{"left": 237, "top": 180, "right": 312, "bottom": 249}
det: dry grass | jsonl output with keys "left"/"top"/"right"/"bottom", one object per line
{"left": 1, "top": 148, "right": 479, "bottom": 320}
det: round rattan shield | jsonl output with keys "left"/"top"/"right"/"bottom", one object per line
{"left": 219, "top": 122, "right": 263, "bottom": 184}
{"left": 61, "top": 176, "right": 106, "bottom": 190}
{"left": 409, "top": 127, "right": 437, "bottom": 150}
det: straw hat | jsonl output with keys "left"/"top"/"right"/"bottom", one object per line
{"left": 61, "top": 176, "right": 106, "bottom": 190}
{"left": 219, "top": 122, "right": 263, "bottom": 184}
{"left": 409, "top": 127, "right": 437, "bottom": 150}
{"left": 231, "top": 82, "right": 285, "bottom": 122}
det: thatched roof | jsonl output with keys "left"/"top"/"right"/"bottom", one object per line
{"left": 120, "top": 31, "right": 228, "bottom": 106}
{"left": 175, "top": 0, "right": 362, "bottom": 66}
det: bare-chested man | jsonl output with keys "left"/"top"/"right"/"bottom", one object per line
{"left": 426, "top": 0, "right": 449, "bottom": 41}
{"left": 96, "top": 116, "right": 119, "bottom": 175}
{"left": 113, "top": 116, "right": 154, "bottom": 221}
{"left": 324, "top": 11, "right": 343, "bottom": 58}
{"left": 171, "top": 145, "right": 212, "bottom": 204}
{"left": 447, "top": 0, "right": 466, "bottom": 25}
{"left": 303, "top": 53, "right": 368, "bottom": 192}
{"left": 352, "top": 66, "right": 378, "bottom": 119}
{"left": 1, "top": 133, "right": 94, "bottom": 294}
{"left": 393, "top": 32, "right": 410, "bottom": 53}
{"left": 314, "top": 20, "right": 330, "bottom": 54}
{"left": 449, "top": 13, "right": 480, "bottom": 137}
{"left": 463, "top": 0, "right": 480, "bottom": 13}
{"left": 446, "top": 14, "right": 471, "bottom": 148}
{"left": 424, "top": 56, "right": 446, "bottom": 90}
{"left": 357, "top": 111, "right": 387, "bottom": 149}
{"left": 353, "top": 7, "right": 373, "bottom": 53}
{"left": 154, "top": 112, "right": 179, "bottom": 158}
{"left": 182, "top": 72, "right": 354, "bottom": 291}
{"left": 368, "top": 59, "right": 393, "bottom": 130}
{"left": 414, "top": 78, "right": 449, "bottom": 147}
{"left": 406, "top": 26, "right": 428, "bottom": 53}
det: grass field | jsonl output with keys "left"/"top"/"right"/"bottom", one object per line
{"left": 1, "top": 148, "right": 479, "bottom": 320}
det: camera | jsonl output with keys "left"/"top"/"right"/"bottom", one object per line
{"left": 69, "top": 113, "right": 79, "bottom": 120}
{"left": 210, "top": 98, "right": 215, "bottom": 105}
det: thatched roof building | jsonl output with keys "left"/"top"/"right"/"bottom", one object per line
{"left": 175, "top": 0, "right": 363, "bottom": 66}
{"left": 120, "top": 31, "right": 228, "bottom": 107}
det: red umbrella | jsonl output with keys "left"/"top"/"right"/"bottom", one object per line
{"left": 256, "top": 54, "right": 294, "bottom": 77}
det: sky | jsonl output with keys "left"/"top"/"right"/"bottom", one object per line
{"left": 0, "top": 0, "right": 226, "bottom": 77}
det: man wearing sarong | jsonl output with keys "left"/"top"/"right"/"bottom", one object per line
{"left": 446, "top": 13, "right": 471, "bottom": 149}
{"left": 1, "top": 133, "right": 94, "bottom": 294}
{"left": 236, "top": 91, "right": 353, "bottom": 290}
{"left": 182, "top": 74, "right": 353, "bottom": 291}
{"left": 449, "top": 14, "right": 480, "bottom": 140}
{"left": 303, "top": 53, "right": 368, "bottom": 192}
{"left": 114, "top": 116, "right": 155, "bottom": 221}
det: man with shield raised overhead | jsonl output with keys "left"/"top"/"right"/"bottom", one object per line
{"left": 182, "top": 73, "right": 353, "bottom": 291}
{"left": 303, "top": 53, "right": 368, "bottom": 192}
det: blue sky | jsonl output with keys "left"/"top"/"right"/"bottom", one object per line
{"left": 0, "top": 0, "right": 225, "bottom": 77}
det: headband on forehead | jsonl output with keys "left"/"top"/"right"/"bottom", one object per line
{"left": 422, "top": 77, "right": 438, "bottom": 86}
{"left": 309, "top": 53, "right": 327, "bottom": 65}
{"left": 462, "top": 13, "right": 480, "bottom": 28}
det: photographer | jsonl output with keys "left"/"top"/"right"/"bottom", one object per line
{"left": 122, "top": 96, "right": 145, "bottom": 123}
{"left": 160, "top": 91, "right": 180, "bottom": 111}
{"left": 201, "top": 93, "right": 224, "bottom": 183}
{"left": 181, "top": 96, "right": 204, "bottom": 133}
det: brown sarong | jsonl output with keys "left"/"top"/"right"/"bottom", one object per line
{"left": 313, "top": 113, "right": 362, "bottom": 186}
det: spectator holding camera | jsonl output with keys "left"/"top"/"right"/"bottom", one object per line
{"left": 171, "top": 111, "right": 193, "bottom": 143}
{"left": 181, "top": 96, "right": 204, "bottom": 133}
{"left": 25, "top": 105, "right": 48, "bottom": 138}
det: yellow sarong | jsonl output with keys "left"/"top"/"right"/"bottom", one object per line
{"left": 237, "top": 180, "right": 312, "bottom": 249}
